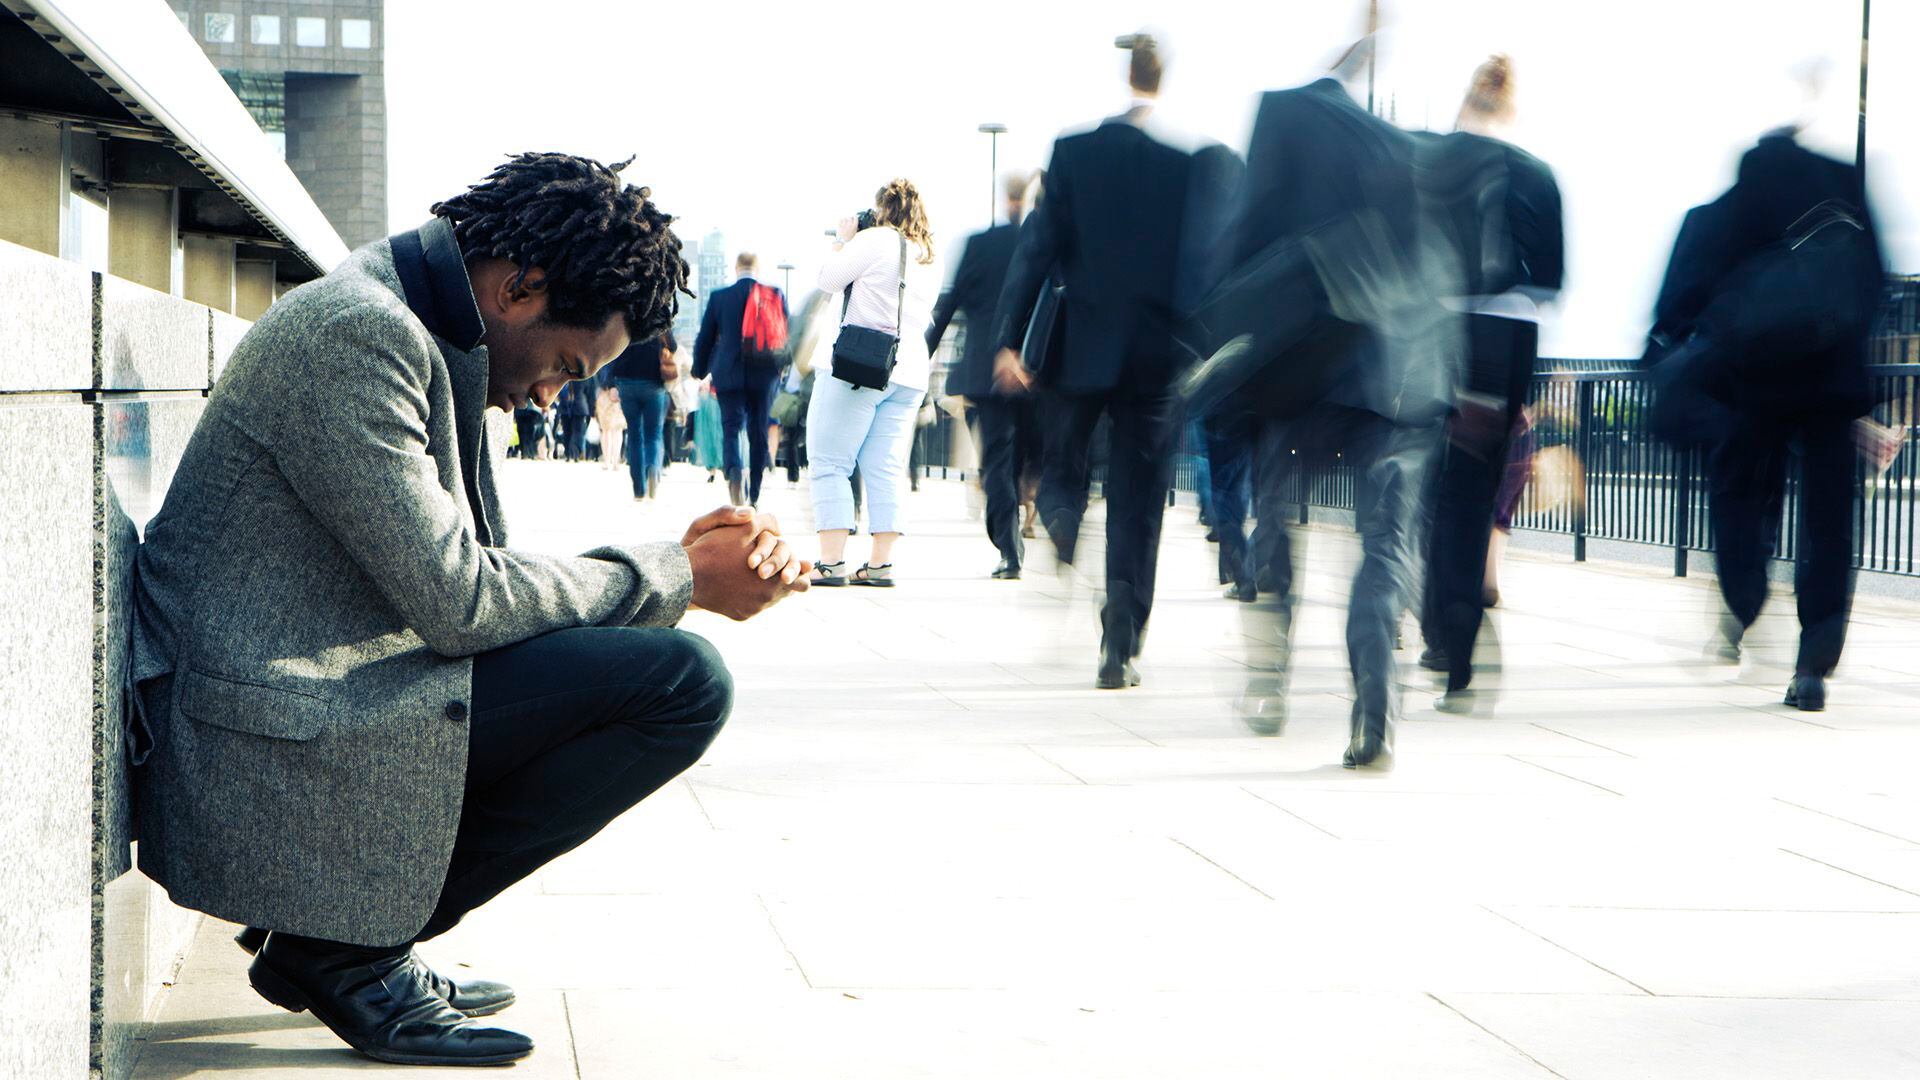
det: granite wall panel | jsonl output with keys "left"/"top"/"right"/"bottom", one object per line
{"left": 211, "top": 310, "right": 248, "bottom": 386}
{"left": 0, "top": 239, "right": 92, "bottom": 392}
{"left": 99, "top": 277, "right": 213, "bottom": 392}
{"left": 0, "top": 402, "right": 100, "bottom": 1080}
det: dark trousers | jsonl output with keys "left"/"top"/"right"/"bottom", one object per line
{"left": 1709, "top": 413, "right": 1856, "bottom": 676}
{"left": 409, "top": 626, "right": 732, "bottom": 941}
{"left": 1249, "top": 405, "right": 1434, "bottom": 736}
{"left": 719, "top": 372, "right": 777, "bottom": 503}
{"left": 975, "top": 397, "right": 1037, "bottom": 570}
{"left": 1422, "top": 316, "right": 1537, "bottom": 689}
{"left": 1207, "top": 412, "right": 1259, "bottom": 590}
{"left": 617, "top": 380, "right": 669, "bottom": 498}
{"left": 556, "top": 413, "right": 589, "bottom": 461}
{"left": 1040, "top": 388, "right": 1177, "bottom": 655}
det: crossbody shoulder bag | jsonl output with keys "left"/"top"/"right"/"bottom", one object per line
{"left": 829, "top": 231, "right": 907, "bottom": 391}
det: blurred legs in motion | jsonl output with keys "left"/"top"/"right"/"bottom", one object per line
{"left": 1423, "top": 316, "right": 1536, "bottom": 707}
{"left": 1708, "top": 413, "right": 1856, "bottom": 709}
{"left": 1039, "top": 389, "right": 1177, "bottom": 688}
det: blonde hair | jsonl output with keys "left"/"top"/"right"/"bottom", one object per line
{"left": 874, "top": 178, "right": 935, "bottom": 265}
{"left": 1460, "top": 54, "right": 1516, "bottom": 123}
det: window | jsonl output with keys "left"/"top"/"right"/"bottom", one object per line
{"left": 204, "top": 12, "right": 236, "bottom": 43}
{"left": 294, "top": 16, "right": 325, "bottom": 47}
{"left": 340, "top": 18, "right": 371, "bottom": 49}
{"left": 251, "top": 14, "right": 280, "bottom": 44}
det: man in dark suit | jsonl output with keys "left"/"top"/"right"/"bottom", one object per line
{"left": 1653, "top": 130, "right": 1883, "bottom": 711}
{"left": 694, "top": 253, "right": 786, "bottom": 505}
{"left": 1223, "top": 38, "right": 1458, "bottom": 766}
{"left": 928, "top": 172, "right": 1036, "bottom": 579}
{"left": 994, "top": 34, "right": 1241, "bottom": 688}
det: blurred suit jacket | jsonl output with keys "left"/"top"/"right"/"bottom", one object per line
{"left": 1234, "top": 78, "right": 1453, "bottom": 427}
{"left": 994, "top": 107, "right": 1241, "bottom": 397}
{"left": 926, "top": 220, "right": 1020, "bottom": 398}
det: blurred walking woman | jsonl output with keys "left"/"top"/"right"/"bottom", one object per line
{"left": 1421, "top": 54, "right": 1564, "bottom": 708}
{"left": 808, "top": 179, "right": 939, "bottom": 586}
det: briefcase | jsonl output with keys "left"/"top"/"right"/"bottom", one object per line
{"left": 1177, "top": 234, "right": 1339, "bottom": 419}
{"left": 1021, "top": 277, "right": 1067, "bottom": 387}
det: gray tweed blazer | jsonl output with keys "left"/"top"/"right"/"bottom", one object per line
{"left": 130, "top": 225, "right": 692, "bottom": 946}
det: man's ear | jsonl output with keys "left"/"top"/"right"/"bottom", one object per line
{"left": 493, "top": 266, "right": 550, "bottom": 324}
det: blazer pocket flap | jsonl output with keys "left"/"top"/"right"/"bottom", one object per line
{"left": 179, "top": 668, "right": 332, "bottom": 741}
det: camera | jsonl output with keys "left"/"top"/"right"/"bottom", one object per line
{"left": 853, "top": 209, "right": 878, "bottom": 233}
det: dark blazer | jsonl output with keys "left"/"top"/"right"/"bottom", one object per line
{"left": 694, "top": 278, "right": 785, "bottom": 392}
{"left": 1658, "top": 133, "right": 1883, "bottom": 417}
{"left": 995, "top": 109, "right": 1241, "bottom": 396}
{"left": 1233, "top": 77, "right": 1451, "bottom": 425}
{"left": 927, "top": 221, "right": 1021, "bottom": 397}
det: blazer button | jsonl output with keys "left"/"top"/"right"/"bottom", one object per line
{"left": 444, "top": 701, "right": 469, "bottom": 723}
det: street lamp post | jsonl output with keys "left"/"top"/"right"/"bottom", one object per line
{"left": 776, "top": 261, "right": 794, "bottom": 296}
{"left": 977, "top": 122, "right": 1006, "bottom": 224}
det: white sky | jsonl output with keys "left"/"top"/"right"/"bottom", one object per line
{"left": 384, "top": 0, "right": 1916, "bottom": 360}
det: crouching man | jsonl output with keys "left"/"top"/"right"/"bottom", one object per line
{"left": 129, "top": 153, "right": 808, "bottom": 1066}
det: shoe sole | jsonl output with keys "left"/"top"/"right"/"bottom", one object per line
{"left": 848, "top": 580, "right": 895, "bottom": 587}
{"left": 250, "top": 960, "right": 533, "bottom": 1066}
{"left": 238, "top": 933, "right": 511, "bottom": 1018}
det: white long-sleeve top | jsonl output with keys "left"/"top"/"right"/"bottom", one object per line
{"left": 816, "top": 225, "right": 938, "bottom": 391}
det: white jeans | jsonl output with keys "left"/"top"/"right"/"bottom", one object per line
{"left": 806, "top": 377, "right": 924, "bottom": 534}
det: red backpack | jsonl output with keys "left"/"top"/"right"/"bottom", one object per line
{"left": 740, "top": 283, "right": 789, "bottom": 368}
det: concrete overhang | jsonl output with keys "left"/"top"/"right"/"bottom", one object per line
{"left": 1, "top": 0, "right": 350, "bottom": 279}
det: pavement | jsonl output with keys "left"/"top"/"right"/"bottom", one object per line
{"left": 132, "top": 454, "right": 1920, "bottom": 1079}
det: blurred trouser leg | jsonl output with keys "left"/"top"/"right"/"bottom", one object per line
{"left": 414, "top": 627, "right": 731, "bottom": 942}
{"left": 1100, "top": 390, "right": 1178, "bottom": 656}
{"left": 978, "top": 397, "right": 1027, "bottom": 570}
{"left": 1708, "top": 419, "right": 1788, "bottom": 636}
{"left": 805, "top": 376, "right": 881, "bottom": 532}
{"left": 1343, "top": 409, "right": 1437, "bottom": 747}
{"left": 853, "top": 384, "right": 925, "bottom": 537}
{"left": 1251, "top": 419, "right": 1296, "bottom": 595}
{"left": 1793, "top": 416, "right": 1856, "bottom": 677}
{"left": 638, "top": 385, "right": 668, "bottom": 496}
{"left": 718, "top": 388, "right": 750, "bottom": 499}
{"left": 745, "top": 371, "right": 777, "bottom": 504}
{"left": 1206, "top": 413, "right": 1257, "bottom": 591}
{"left": 1038, "top": 394, "right": 1102, "bottom": 566}
{"left": 615, "top": 380, "right": 651, "bottom": 497}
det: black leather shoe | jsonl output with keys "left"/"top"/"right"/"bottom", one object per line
{"left": 1785, "top": 674, "right": 1826, "bottom": 712}
{"left": 1342, "top": 733, "right": 1395, "bottom": 770}
{"left": 1223, "top": 582, "right": 1257, "bottom": 603}
{"left": 236, "top": 928, "right": 515, "bottom": 1018}
{"left": 991, "top": 559, "right": 1021, "bottom": 580}
{"left": 1096, "top": 654, "right": 1141, "bottom": 690}
{"left": 248, "top": 935, "right": 533, "bottom": 1066}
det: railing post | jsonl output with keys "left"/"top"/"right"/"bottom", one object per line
{"left": 1574, "top": 380, "right": 1592, "bottom": 562}
{"left": 1673, "top": 444, "right": 1692, "bottom": 577}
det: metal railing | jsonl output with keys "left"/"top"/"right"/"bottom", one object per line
{"left": 914, "top": 363, "right": 1920, "bottom": 578}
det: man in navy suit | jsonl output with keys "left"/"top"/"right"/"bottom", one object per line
{"left": 994, "top": 34, "right": 1241, "bottom": 689}
{"left": 694, "top": 253, "right": 786, "bottom": 505}
{"left": 1224, "top": 36, "right": 1459, "bottom": 767}
{"left": 928, "top": 172, "right": 1037, "bottom": 579}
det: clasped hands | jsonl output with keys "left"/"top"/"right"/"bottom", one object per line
{"left": 681, "top": 506, "right": 812, "bottom": 621}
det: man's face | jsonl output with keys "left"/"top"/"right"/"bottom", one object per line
{"left": 477, "top": 268, "right": 629, "bottom": 411}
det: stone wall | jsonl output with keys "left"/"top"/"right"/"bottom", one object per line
{"left": 0, "top": 238, "right": 232, "bottom": 1080}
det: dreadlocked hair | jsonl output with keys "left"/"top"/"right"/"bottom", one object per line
{"left": 431, "top": 152, "right": 690, "bottom": 340}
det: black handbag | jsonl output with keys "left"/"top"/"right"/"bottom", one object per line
{"left": 831, "top": 233, "right": 907, "bottom": 391}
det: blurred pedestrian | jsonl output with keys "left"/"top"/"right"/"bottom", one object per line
{"left": 1650, "top": 123, "right": 1884, "bottom": 711}
{"left": 608, "top": 329, "right": 677, "bottom": 498}
{"left": 695, "top": 254, "right": 788, "bottom": 505}
{"left": 807, "top": 179, "right": 940, "bottom": 587}
{"left": 1201, "top": 30, "right": 1461, "bottom": 767}
{"left": 1418, "top": 55, "right": 1565, "bottom": 712}
{"left": 993, "top": 33, "right": 1241, "bottom": 687}
{"left": 928, "top": 171, "right": 1039, "bottom": 579}
{"left": 555, "top": 378, "right": 592, "bottom": 461}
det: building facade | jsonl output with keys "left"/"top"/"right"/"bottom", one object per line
{"left": 174, "top": 1, "right": 386, "bottom": 249}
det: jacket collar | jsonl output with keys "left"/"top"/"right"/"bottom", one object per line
{"left": 389, "top": 217, "right": 486, "bottom": 352}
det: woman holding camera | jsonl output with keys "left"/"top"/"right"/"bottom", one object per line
{"left": 807, "top": 179, "right": 940, "bottom": 586}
